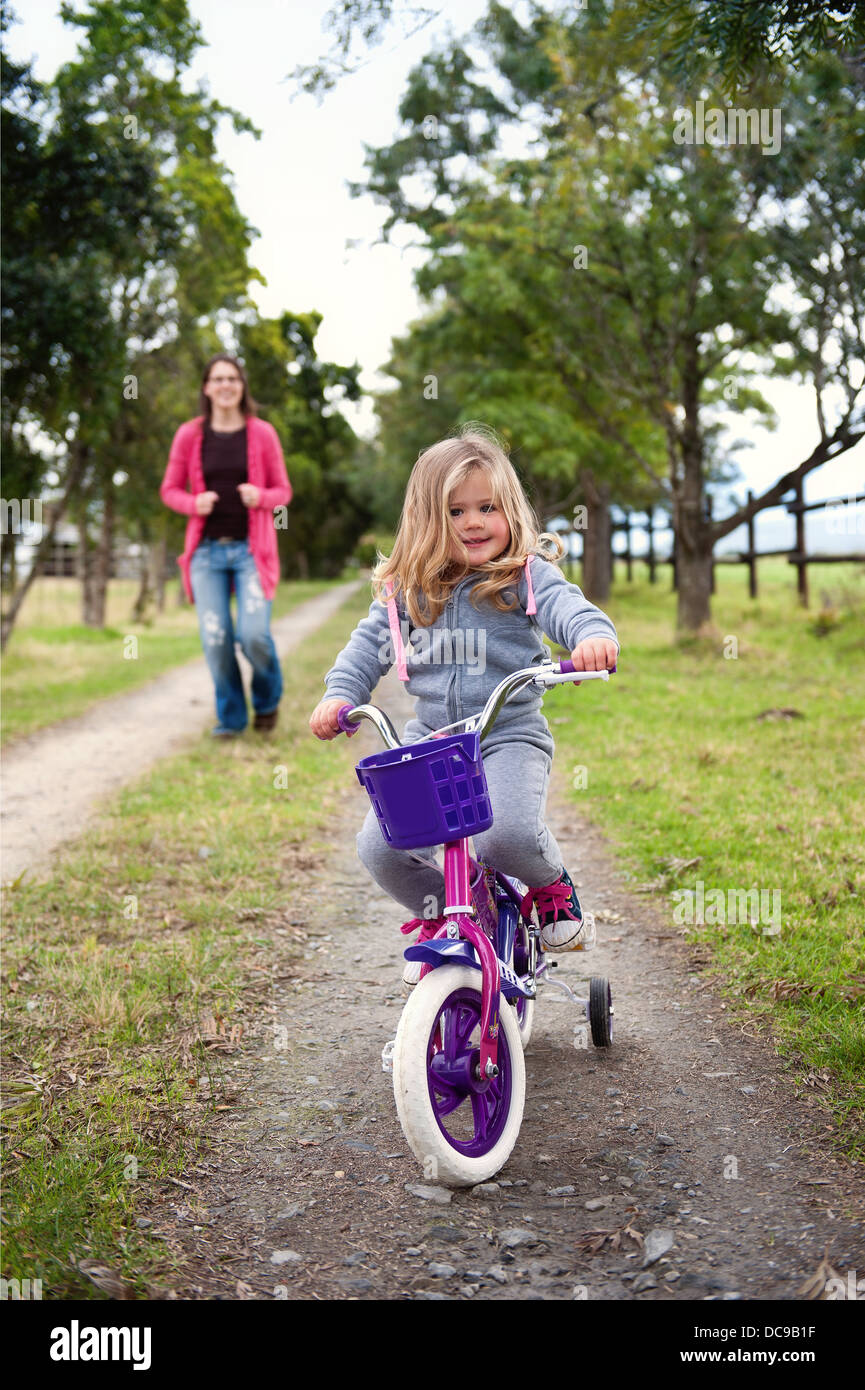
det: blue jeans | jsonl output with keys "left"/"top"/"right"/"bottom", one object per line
{"left": 189, "top": 539, "right": 282, "bottom": 732}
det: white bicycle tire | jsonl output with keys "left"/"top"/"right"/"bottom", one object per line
{"left": 392, "top": 964, "right": 526, "bottom": 1187}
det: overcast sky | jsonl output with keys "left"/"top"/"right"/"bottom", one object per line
{"left": 7, "top": 0, "right": 863, "bottom": 551}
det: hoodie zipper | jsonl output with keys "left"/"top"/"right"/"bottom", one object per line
{"left": 445, "top": 574, "right": 473, "bottom": 725}
{"left": 445, "top": 592, "right": 457, "bottom": 724}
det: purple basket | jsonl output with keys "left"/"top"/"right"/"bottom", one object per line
{"left": 355, "top": 731, "right": 493, "bottom": 849}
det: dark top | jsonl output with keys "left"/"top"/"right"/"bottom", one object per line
{"left": 201, "top": 422, "right": 248, "bottom": 540}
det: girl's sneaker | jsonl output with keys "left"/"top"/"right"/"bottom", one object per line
{"left": 400, "top": 915, "right": 447, "bottom": 988}
{"left": 520, "top": 868, "right": 596, "bottom": 952}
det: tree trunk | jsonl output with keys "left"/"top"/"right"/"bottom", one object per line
{"left": 675, "top": 545, "right": 714, "bottom": 630}
{"left": 580, "top": 469, "right": 612, "bottom": 601}
{"left": 81, "top": 473, "right": 113, "bottom": 627}
{"left": 152, "top": 534, "right": 167, "bottom": 613}
{"left": 1, "top": 532, "right": 17, "bottom": 594}
{"left": 296, "top": 549, "right": 310, "bottom": 581}
{"left": 94, "top": 476, "right": 114, "bottom": 626}
{"left": 674, "top": 472, "right": 714, "bottom": 629}
{"left": 132, "top": 538, "right": 152, "bottom": 623}
{"left": 674, "top": 337, "right": 713, "bottom": 631}
{"left": 0, "top": 441, "right": 90, "bottom": 651}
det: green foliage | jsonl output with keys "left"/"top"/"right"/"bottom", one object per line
{"left": 556, "top": 559, "right": 865, "bottom": 1149}
{"left": 631, "top": 0, "right": 865, "bottom": 93}
{"left": 355, "top": 1, "right": 865, "bottom": 629}
{"left": 0, "top": 0, "right": 264, "bottom": 623}
{"left": 288, "top": 0, "right": 439, "bottom": 98}
{"left": 0, "top": 585, "right": 371, "bottom": 1293}
{"left": 238, "top": 313, "right": 373, "bottom": 578}
{"left": 1, "top": 578, "right": 336, "bottom": 743}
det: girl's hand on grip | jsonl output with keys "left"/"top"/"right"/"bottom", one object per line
{"left": 309, "top": 697, "right": 351, "bottom": 740}
{"left": 570, "top": 638, "right": 618, "bottom": 672}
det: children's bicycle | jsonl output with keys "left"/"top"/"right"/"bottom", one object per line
{"left": 335, "top": 659, "right": 614, "bottom": 1186}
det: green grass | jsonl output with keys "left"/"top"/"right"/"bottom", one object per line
{"left": 3, "top": 560, "right": 863, "bottom": 1298}
{"left": 0, "top": 582, "right": 373, "bottom": 1298}
{"left": 1, "top": 575, "right": 350, "bottom": 745}
{"left": 546, "top": 558, "right": 865, "bottom": 1154}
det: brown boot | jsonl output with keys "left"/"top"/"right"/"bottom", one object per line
{"left": 254, "top": 707, "right": 279, "bottom": 732}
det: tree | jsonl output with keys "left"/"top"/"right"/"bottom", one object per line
{"left": 709, "top": 48, "right": 865, "bottom": 550}
{"left": 289, "top": 0, "right": 865, "bottom": 98}
{"left": 374, "top": 235, "right": 666, "bottom": 598}
{"left": 58, "top": 0, "right": 261, "bottom": 628}
{"left": 1, "top": 0, "right": 262, "bottom": 643}
{"left": 1, "top": 5, "right": 176, "bottom": 641}
{"left": 372, "top": 318, "right": 467, "bottom": 528}
{"left": 353, "top": 1, "right": 865, "bottom": 627}
{"left": 237, "top": 312, "right": 372, "bottom": 579}
{"left": 632, "top": 1, "right": 865, "bottom": 93}
{"left": 288, "top": 0, "right": 442, "bottom": 97}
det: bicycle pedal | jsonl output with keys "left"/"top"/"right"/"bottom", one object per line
{"left": 381, "top": 1038, "right": 396, "bottom": 1074}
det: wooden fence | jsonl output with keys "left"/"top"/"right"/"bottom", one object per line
{"left": 577, "top": 480, "right": 864, "bottom": 606}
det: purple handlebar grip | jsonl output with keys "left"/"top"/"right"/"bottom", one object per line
{"left": 557, "top": 659, "right": 616, "bottom": 675}
{"left": 336, "top": 703, "right": 359, "bottom": 736}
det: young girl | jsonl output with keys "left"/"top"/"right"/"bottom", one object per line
{"left": 309, "top": 424, "right": 619, "bottom": 986}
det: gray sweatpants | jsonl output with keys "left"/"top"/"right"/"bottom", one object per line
{"left": 356, "top": 739, "right": 565, "bottom": 920}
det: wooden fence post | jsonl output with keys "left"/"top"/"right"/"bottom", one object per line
{"left": 747, "top": 488, "right": 757, "bottom": 598}
{"left": 706, "top": 495, "right": 716, "bottom": 595}
{"left": 795, "top": 477, "right": 808, "bottom": 608}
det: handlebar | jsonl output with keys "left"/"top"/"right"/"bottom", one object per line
{"left": 335, "top": 659, "right": 615, "bottom": 751}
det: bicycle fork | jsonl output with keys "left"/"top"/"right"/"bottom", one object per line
{"left": 419, "top": 838, "right": 501, "bottom": 1080}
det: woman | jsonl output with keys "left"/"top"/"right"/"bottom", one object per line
{"left": 160, "top": 354, "right": 293, "bottom": 736}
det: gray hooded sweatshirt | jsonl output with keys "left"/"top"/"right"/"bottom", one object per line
{"left": 322, "top": 553, "right": 619, "bottom": 757}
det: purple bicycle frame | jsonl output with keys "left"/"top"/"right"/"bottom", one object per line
{"left": 420, "top": 837, "right": 501, "bottom": 1079}
{"left": 334, "top": 660, "right": 617, "bottom": 1079}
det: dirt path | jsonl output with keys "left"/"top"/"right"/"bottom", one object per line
{"left": 0, "top": 582, "right": 362, "bottom": 884}
{"left": 145, "top": 668, "right": 864, "bottom": 1302}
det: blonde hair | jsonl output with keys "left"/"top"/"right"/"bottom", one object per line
{"left": 371, "top": 422, "right": 565, "bottom": 627}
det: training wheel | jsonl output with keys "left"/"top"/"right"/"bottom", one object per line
{"left": 589, "top": 976, "right": 613, "bottom": 1047}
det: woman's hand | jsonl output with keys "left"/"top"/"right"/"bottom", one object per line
{"left": 195, "top": 490, "right": 219, "bottom": 516}
{"left": 237, "top": 483, "right": 260, "bottom": 508}
{"left": 569, "top": 638, "right": 618, "bottom": 675}
{"left": 309, "top": 697, "right": 351, "bottom": 741}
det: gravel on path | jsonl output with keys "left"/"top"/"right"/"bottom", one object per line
{"left": 0, "top": 581, "right": 363, "bottom": 883}
{"left": 141, "top": 667, "right": 864, "bottom": 1301}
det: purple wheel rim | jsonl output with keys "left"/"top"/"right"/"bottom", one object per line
{"left": 426, "top": 988, "right": 513, "bottom": 1158}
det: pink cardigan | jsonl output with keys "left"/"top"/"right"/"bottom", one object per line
{"left": 160, "top": 415, "right": 293, "bottom": 602}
